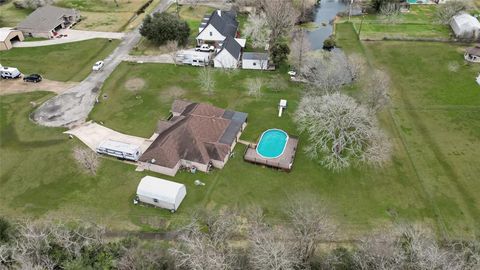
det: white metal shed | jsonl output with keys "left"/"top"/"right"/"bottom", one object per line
{"left": 450, "top": 14, "right": 480, "bottom": 40}
{"left": 136, "top": 176, "right": 187, "bottom": 212}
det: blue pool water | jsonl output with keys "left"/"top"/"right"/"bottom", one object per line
{"left": 256, "top": 129, "right": 289, "bottom": 159}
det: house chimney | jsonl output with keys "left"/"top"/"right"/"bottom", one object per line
{"left": 217, "top": 10, "right": 221, "bottom": 17}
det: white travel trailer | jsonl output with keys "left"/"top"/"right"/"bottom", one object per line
{"left": 0, "top": 66, "right": 21, "bottom": 79}
{"left": 96, "top": 139, "right": 141, "bottom": 161}
{"left": 135, "top": 176, "right": 187, "bottom": 212}
{"left": 177, "top": 51, "right": 211, "bottom": 67}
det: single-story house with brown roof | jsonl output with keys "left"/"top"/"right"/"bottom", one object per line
{"left": 138, "top": 100, "right": 248, "bottom": 176}
{"left": 465, "top": 45, "right": 480, "bottom": 63}
{"left": 16, "top": 5, "right": 80, "bottom": 39}
{"left": 0, "top": 28, "right": 24, "bottom": 51}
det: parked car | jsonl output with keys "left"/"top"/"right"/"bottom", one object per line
{"left": 92, "top": 61, "right": 104, "bottom": 71}
{"left": 23, "top": 74, "right": 42, "bottom": 83}
{"left": 1, "top": 67, "right": 21, "bottom": 79}
{"left": 195, "top": 44, "right": 214, "bottom": 52}
{"left": 287, "top": 70, "right": 297, "bottom": 77}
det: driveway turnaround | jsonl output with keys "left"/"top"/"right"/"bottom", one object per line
{"left": 65, "top": 121, "right": 158, "bottom": 153}
{"left": 32, "top": 0, "right": 173, "bottom": 128}
{"left": 122, "top": 54, "right": 174, "bottom": 64}
{"left": 13, "top": 30, "right": 125, "bottom": 48}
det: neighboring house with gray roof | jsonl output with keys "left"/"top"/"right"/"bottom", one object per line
{"left": 139, "top": 100, "right": 248, "bottom": 176}
{"left": 16, "top": 5, "right": 80, "bottom": 39}
{"left": 214, "top": 36, "right": 242, "bottom": 68}
{"left": 196, "top": 10, "right": 238, "bottom": 47}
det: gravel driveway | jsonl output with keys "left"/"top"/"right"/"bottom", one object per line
{"left": 32, "top": 0, "right": 173, "bottom": 128}
{"left": 0, "top": 79, "right": 77, "bottom": 95}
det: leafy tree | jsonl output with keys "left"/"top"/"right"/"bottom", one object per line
{"left": 140, "top": 12, "right": 190, "bottom": 46}
{"left": 270, "top": 42, "right": 290, "bottom": 67}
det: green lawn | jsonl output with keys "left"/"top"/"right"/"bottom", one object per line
{"left": 342, "top": 5, "right": 452, "bottom": 40}
{"left": 336, "top": 22, "right": 480, "bottom": 238}
{"left": 0, "top": 39, "right": 120, "bottom": 82}
{"left": 0, "top": 2, "right": 32, "bottom": 27}
{"left": 1, "top": 23, "right": 479, "bottom": 238}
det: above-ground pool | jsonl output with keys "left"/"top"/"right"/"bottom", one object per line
{"left": 256, "top": 129, "right": 289, "bottom": 159}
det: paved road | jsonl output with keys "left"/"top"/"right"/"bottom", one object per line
{"left": 32, "top": 0, "right": 173, "bottom": 127}
{"left": 13, "top": 30, "right": 125, "bottom": 48}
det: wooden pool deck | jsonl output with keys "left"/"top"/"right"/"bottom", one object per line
{"left": 243, "top": 135, "right": 299, "bottom": 171}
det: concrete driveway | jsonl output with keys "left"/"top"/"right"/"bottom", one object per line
{"left": 65, "top": 121, "right": 158, "bottom": 153}
{"left": 32, "top": 0, "right": 173, "bottom": 128}
{"left": 13, "top": 30, "right": 125, "bottom": 48}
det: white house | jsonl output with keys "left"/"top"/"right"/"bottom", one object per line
{"left": 214, "top": 36, "right": 242, "bottom": 69}
{"left": 136, "top": 176, "right": 186, "bottom": 212}
{"left": 450, "top": 13, "right": 480, "bottom": 40}
{"left": 242, "top": 52, "right": 269, "bottom": 70}
{"left": 196, "top": 10, "right": 238, "bottom": 47}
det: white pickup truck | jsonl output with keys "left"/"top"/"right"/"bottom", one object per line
{"left": 195, "top": 44, "right": 214, "bottom": 52}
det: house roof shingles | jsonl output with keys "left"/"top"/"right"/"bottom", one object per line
{"left": 220, "top": 35, "right": 242, "bottom": 59}
{"left": 17, "top": 5, "right": 78, "bottom": 32}
{"left": 140, "top": 101, "right": 247, "bottom": 168}
{"left": 200, "top": 10, "right": 238, "bottom": 38}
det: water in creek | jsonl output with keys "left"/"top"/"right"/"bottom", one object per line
{"left": 307, "top": 0, "right": 348, "bottom": 50}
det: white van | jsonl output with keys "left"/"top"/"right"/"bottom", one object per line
{"left": 96, "top": 140, "right": 142, "bottom": 161}
{"left": 0, "top": 67, "right": 21, "bottom": 79}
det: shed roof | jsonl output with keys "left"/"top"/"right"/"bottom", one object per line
{"left": 466, "top": 45, "right": 480, "bottom": 56}
{"left": 243, "top": 52, "right": 269, "bottom": 61}
{"left": 451, "top": 13, "right": 480, "bottom": 32}
{"left": 137, "top": 176, "right": 185, "bottom": 204}
{"left": 17, "top": 5, "right": 78, "bottom": 32}
{"left": 0, "top": 28, "right": 22, "bottom": 41}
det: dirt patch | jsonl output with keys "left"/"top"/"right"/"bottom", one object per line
{"left": 125, "top": 78, "right": 146, "bottom": 92}
{"left": 0, "top": 79, "right": 77, "bottom": 95}
{"left": 160, "top": 86, "right": 187, "bottom": 100}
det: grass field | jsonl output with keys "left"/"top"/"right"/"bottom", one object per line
{"left": 342, "top": 5, "right": 452, "bottom": 40}
{"left": 0, "top": 39, "right": 120, "bottom": 82}
{"left": 1, "top": 23, "right": 479, "bottom": 238}
{"left": 0, "top": 2, "right": 32, "bottom": 27}
{"left": 0, "top": 0, "right": 159, "bottom": 31}
{"left": 337, "top": 22, "right": 480, "bottom": 238}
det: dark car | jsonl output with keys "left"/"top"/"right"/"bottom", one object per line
{"left": 23, "top": 74, "right": 42, "bottom": 83}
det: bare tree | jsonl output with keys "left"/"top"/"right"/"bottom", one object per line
{"left": 13, "top": 0, "right": 54, "bottom": 9}
{"left": 434, "top": 0, "right": 469, "bottom": 24}
{"left": 361, "top": 69, "right": 390, "bottom": 112}
{"left": 261, "top": 0, "right": 299, "bottom": 46}
{"left": 379, "top": 2, "right": 401, "bottom": 24}
{"left": 169, "top": 211, "right": 240, "bottom": 270}
{"left": 73, "top": 147, "right": 100, "bottom": 175}
{"left": 295, "top": 93, "right": 391, "bottom": 171}
{"left": 289, "top": 30, "right": 311, "bottom": 71}
{"left": 245, "top": 78, "right": 263, "bottom": 99}
{"left": 198, "top": 67, "right": 216, "bottom": 95}
{"left": 164, "top": 40, "right": 179, "bottom": 66}
{"left": 296, "top": 0, "right": 317, "bottom": 23}
{"left": 286, "top": 196, "right": 335, "bottom": 268}
{"left": 243, "top": 12, "right": 271, "bottom": 49}
{"left": 247, "top": 214, "right": 300, "bottom": 270}
{"left": 300, "top": 51, "right": 358, "bottom": 94}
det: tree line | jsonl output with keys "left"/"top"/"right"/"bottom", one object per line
{"left": 1, "top": 198, "right": 479, "bottom": 269}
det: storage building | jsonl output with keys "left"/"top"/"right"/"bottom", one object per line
{"left": 136, "top": 176, "right": 187, "bottom": 212}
